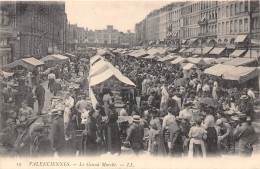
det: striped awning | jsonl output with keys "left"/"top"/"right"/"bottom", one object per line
{"left": 229, "top": 50, "right": 246, "bottom": 58}
{"left": 234, "top": 35, "right": 247, "bottom": 43}
{"left": 209, "top": 47, "right": 225, "bottom": 55}
{"left": 184, "top": 48, "right": 195, "bottom": 53}
{"left": 188, "top": 38, "right": 198, "bottom": 44}
{"left": 178, "top": 48, "right": 186, "bottom": 53}
{"left": 181, "top": 39, "right": 187, "bottom": 44}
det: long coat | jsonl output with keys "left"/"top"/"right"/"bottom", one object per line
{"left": 13, "top": 130, "right": 31, "bottom": 156}
{"left": 234, "top": 123, "right": 258, "bottom": 156}
{"left": 35, "top": 84, "right": 45, "bottom": 102}
{"left": 126, "top": 123, "right": 142, "bottom": 151}
{"left": 168, "top": 123, "right": 183, "bottom": 156}
{"left": 79, "top": 117, "right": 98, "bottom": 156}
{"left": 50, "top": 116, "right": 65, "bottom": 151}
{"left": 31, "top": 135, "right": 53, "bottom": 157}
{"left": 107, "top": 112, "right": 121, "bottom": 154}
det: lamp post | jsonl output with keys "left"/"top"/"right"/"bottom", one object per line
{"left": 201, "top": 37, "right": 204, "bottom": 57}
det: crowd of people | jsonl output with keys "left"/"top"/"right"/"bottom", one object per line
{"left": 0, "top": 48, "right": 259, "bottom": 158}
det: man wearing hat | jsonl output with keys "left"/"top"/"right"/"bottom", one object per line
{"left": 238, "top": 95, "right": 254, "bottom": 120}
{"left": 31, "top": 124, "right": 53, "bottom": 157}
{"left": 1, "top": 118, "right": 18, "bottom": 151}
{"left": 13, "top": 123, "right": 31, "bottom": 156}
{"left": 35, "top": 79, "right": 45, "bottom": 115}
{"left": 233, "top": 114, "right": 258, "bottom": 157}
{"left": 126, "top": 115, "right": 143, "bottom": 155}
{"left": 49, "top": 109, "right": 65, "bottom": 156}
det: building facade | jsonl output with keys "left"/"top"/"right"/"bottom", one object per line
{"left": 0, "top": 1, "right": 18, "bottom": 68}
{"left": 15, "top": 1, "right": 68, "bottom": 60}
{"left": 158, "top": 8, "right": 168, "bottom": 42}
{"left": 146, "top": 10, "right": 160, "bottom": 42}
{"left": 85, "top": 25, "right": 134, "bottom": 47}
{"left": 217, "top": 1, "right": 250, "bottom": 46}
{"left": 0, "top": 1, "right": 68, "bottom": 67}
{"left": 119, "top": 30, "right": 135, "bottom": 46}
{"left": 135, "top": 19, "right": 146, "bottom": 44}
{"left": 135, "top": 0, "right": 260, "bottom": 49}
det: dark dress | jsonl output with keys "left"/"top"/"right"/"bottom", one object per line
{"left": 79, "top": 117, "right": 98, "bottom": 156}
{"left": 168, "top": 123, "right": 183, "bottom": 157}
{"left": 35, "top": 84, "right": 45, "bottom": 114}
{"left": 205, "top": 127, "right": 218, "bottom": 156}
{"left": 50, "top": 116, "right": 65, "bottom": 155}
{"left": 107, "top": 112, "right": 121, "bottom": 155}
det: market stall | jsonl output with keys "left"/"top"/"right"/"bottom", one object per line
{"left": 213, "top": 57, "right": 232, "bottom": 64}
{"left": 182, "top": 63, "right": 200, "bottom": 78}
{"left": 187, "top": 57, "right": 206, "bottom": 65}
{"left": 204, "top": 64, "right": 236, "bottom": 77}
{"left": 223, "top": 58, "right": 258, "bottom": 67}
{"left": 222, "top": 66, "right": 258, "bottom": 83}
{"left": 3, "top": 57, "right": 44, "bottom": 71}
{"left": 89, "top": 56, "right": 136, "bottom": 110}
{"left": 128, "top": 49, "right": 148, "bottom": 58}
{"left": 40, "top": 54, "right": 69, "bottom": 67}
{"left": 171, "top": 57, "right": 187, "bottom": 65}
{"left": 0, "top": 68, "right": 13, "bottom": 78}
{"left": 157, "top": 53, "right": 180, "bottom": 62}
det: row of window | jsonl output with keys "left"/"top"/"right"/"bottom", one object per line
{"left": 182, "top": 1, "right": 218, "bottom": 15}
{"left": 218, "top": 18, "right": 249, "bottom": 35}
{"left": 167, "top": 9, "right": 181, "bottom": 20}
{"left": 0, "top": 10, "right": 10, "bottom": 26}
{"left": 252, "top": 17, "right": 260, "bottom": 30}
{"left": 218, "top": 1, "right": 248, "bottom": 19}
{"left": 166, "top": 1, "right": 249, "bottom": 24}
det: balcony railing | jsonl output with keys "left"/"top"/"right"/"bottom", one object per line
{"left": 198, "top": 31, "right": 217, "bottom": 37}
{"left": 198, "top": 19, "right": 208, "bottom": 25}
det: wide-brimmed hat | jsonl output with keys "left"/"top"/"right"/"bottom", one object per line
{"left": 133, "top": 115, "right": 140, "bottom": 122}
{"left": 240, "top": 95, "right": 248, "bottom": 100}
{"left": 238, "top": 114, "right": 247, "bottom": 119}
{"left": 48, "top": 109, "right": 62, "bottom": 115}
{"left": 7, "top": 98, "right": 14, "bottom": 103}
{"left": 231, "top": 116, "right": 239, "bottom": 121}
{"left": 33, "top": 124, "right": 44, "bottom": 132}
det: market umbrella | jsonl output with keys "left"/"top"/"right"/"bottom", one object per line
{"left": 174, "top": 78, "right": 189, "bottom": 87}
{"left": 197, "top": 97, "right": 219, "bottom": 107}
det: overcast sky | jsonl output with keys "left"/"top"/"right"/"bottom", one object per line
{"left": 65, "top": 1, "right": 172, "bottom": 33}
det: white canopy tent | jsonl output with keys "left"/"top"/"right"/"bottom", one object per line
{"left": 171, "top": 57, "right": 187, "bottom": 64}
{"left": 204, "top": 64, "right": 236, "bottom": 77}
{"left": 88, "top": 56, "right": 135, "bottom": 108}
{"left": 183, "top": 63, "right": 197, "bottom": 70}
